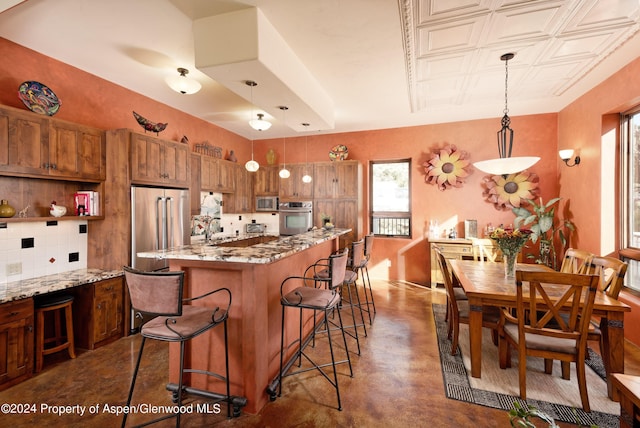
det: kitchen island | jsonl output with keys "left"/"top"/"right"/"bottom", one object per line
{"left": 137, "top": 228, "right": 351, "bottom": 414}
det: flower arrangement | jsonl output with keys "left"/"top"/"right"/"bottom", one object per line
{"left": 490, "top": 227, "right": 532, "bottom": 277}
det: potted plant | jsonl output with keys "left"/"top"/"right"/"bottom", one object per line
{"left": 511, "top": 197, "right": 575, "bottom": 270}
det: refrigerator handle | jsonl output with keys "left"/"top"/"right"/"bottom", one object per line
{"left": 156, "top": 196, "right": 166, "bottom": 250}
{"left": 166, "top": 196, "right": 174, "bottom": 248}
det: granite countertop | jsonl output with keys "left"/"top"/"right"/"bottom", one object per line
{"left": 0, "top": 268, "right": 124, "bottom": 304}
{"left": 137, "top": 228, "right": 351, "bottom": 264}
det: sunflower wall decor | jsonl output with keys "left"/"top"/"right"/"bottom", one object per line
{"left": 482, "top": 170, "right": 539, "bottom": 210}
{"left": 423, "top": 144, "right": 472, "bottom": 191}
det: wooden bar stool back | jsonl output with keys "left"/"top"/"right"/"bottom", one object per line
{"left": 34, "top": 293, "right": 76, "bottom": 373}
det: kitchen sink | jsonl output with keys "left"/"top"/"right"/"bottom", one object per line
{"left": 212, "top": 235, "right": 279, "bottom": 248}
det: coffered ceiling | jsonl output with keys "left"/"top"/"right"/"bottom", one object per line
{"left": 0, "top": 0, "right": 638, "bottom": 139}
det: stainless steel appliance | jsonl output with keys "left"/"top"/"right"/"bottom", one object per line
{"left": 256, "top": 195, "right": 279, "bottom": 212}
{"left": 279, "top": 201, "right": 313, "bottom": 235}
{"left": 131, "top": 186, "right": 190, "bottom": 272}
{"left": 246, "top": 223, "right": 267, "bottom": 234}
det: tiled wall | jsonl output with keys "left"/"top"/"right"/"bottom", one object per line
{"left": 219, "top": 212, "right": 280, "bottom": 236}
{"left": 0, "top": 220, "right": 88, "bottom": 284}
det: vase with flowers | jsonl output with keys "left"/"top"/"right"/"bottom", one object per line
{"left": 489, "top": 227, "right": 532, "bottom": 278}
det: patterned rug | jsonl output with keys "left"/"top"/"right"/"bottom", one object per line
{"left": 433, "top": 304, "right": 619, "bottom": 427}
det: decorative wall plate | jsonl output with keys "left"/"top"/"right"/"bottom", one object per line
{"left": 423, "top": 144, "right": 471, "bottom": 191}
{"left": 329, "top": 144, "right": 349, "bottom": 161}
{"left": 18, "top": 81, "right": 61, "bottom": 116}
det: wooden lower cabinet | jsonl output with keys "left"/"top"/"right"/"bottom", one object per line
{"left": 0, "top": 298, "right": 34, "bottom": 390}
{"left": 73, "top": 277, "right": 124, "bottom": 350}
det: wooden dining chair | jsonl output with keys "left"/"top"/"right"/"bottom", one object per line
{"left": 498, "top": 270, "right": 599, "bottom": 412}
{"left": 559, "top": 248, "right": 593, "bottom": 274}
{"left": 471, "top": 238, "right": 501, "bottom": 262}
{"left": 583, "top": 256, "right": 628, "bottom": 370}
{"left": 434, "top": 247, "right": 500, "bottom": 355}
{"left": 432, "top": 244, "right": 467, "bottom": 324}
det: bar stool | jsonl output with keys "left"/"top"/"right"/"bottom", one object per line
{"left": 354, "top": 234, "right": 376, "bottom": 324}
{"left": 340, "top": 240, "right": 368, "bottom": 354}
{"left": 122, "top": 266, "right": 233, "bottom": 427}
{"left": 278, "top": 249, "right": 353, "bottom": 410}
{"left": 35, "top": 293, "right": 76, "bottom": 373}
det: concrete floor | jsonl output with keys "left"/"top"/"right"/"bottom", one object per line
{"left": 1, "top": 279, "right": 638, "bottom": 427}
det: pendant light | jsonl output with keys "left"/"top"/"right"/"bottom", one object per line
{"left": 249, "top": 113, "right": 272, "bottom": 131}
{"left": 166, "top": 67, "right": 201, "bottom": 95}
{"left": 279, "top": 106, "right": 290, "bottom": 179}
{"left": 473, "top": 53, "right": 539, "bottom": 175}
{"left": 244, "top": 80, "right": 260, "bottom": 172}
{"left": 301, "top": 123, "right": 313, "bottom": 183}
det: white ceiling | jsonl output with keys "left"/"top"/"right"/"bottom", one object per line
{"left": 0, "top": 0, "right": 639, "bottom": 139}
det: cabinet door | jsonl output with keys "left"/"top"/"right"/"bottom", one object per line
{"left": 201, "top": 156, "right": 215, "bottom": 191}
{"left": 0, "top": 299, "right": 34, "bottom": 388}
{"left": 312, "top": 163, "right": 335, "bottom": 199}
{"left": 48, "top": 121, "right": 106, "bottom": 181}
{"left": 334, "top": 162, "right": 359, "bottom": 199}
{"left": 0, "top": 107, "right": 48, "bottom": 176}
{"left": 254, "top": 165, "right": 279, "bottom": 195}
{"left": 216, "top": 159, "right": 236, "bottom": 193}
{"left": 190, "top": 154, "right": 201, "bottom": 215}
{"left": 162, "top": 140, "right": 190, "bottom": 187}
{"left": 314, "top": 199, "right": 357, "bottom": 247}
{"left": 226, "top": 164, "right": 252, "bottom": 213}
{"left": 93, "top": 278, "right": 123, "bottom": 344}
{"left": 130, "top": 133, "right": 163, "bottom": 184}
{"left": 280, "top": 164, "right": 313, "bottom": 199}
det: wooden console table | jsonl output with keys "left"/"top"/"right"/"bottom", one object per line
{"left": 612, "top": 373, "right": 640, "bottom": 427}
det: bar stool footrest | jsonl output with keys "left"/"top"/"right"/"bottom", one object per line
{"left": 165, "top": 383, "right": 247, "bottom": 418}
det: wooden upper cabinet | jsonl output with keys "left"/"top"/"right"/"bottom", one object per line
{"left": 0, "top": 105, "right": 106, "bottom": 182}
{"left": 201, "top": 157, "right": 236, "bottom": 193}
{"left": 313, "top": 160, "right": 359, "bottom": 199}
{"left": 279, "top": 164, "right": 313, "bottom": 200}
{"left": 226, "top": 163, "right": 252, "bottom": 213}
{"left": 49, "top": 121, "right": 106, "bottom": 181}
{"left": 0, "top": 106, "right": 49, "bottom": 176}
{"left": 130, "top": 132, "right": 189, "bottom": 187}
{"left": 254, "top": 165, "right": 279, "bottom": 196}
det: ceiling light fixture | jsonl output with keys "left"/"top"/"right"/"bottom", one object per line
{"left": 279, "top": 106, "right": 290, "bottom": 179}
{"left": 166, "top": 67, "right": 201, "bottom": 95}
{"left": 301, "top": 123, "right": 313, "bottom": 183}
{"left": 249, "top": 113, "right": 272, "bottom": 131}
{"left": 473, "top": 53, "right": 539, "bottom": 175}
{"left": 559, "top": 149, "right": 581, "bottom": 167}
{"left": 245, "top": 80, "right": 260, "bottom": 172}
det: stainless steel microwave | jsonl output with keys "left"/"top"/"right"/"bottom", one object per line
{"left": 256, "top": 196, "right": 279, "bottom": 212}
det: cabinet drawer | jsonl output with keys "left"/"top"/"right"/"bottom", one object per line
{"left": 95, "top": 278, "right": 122, "bottom": 296}
{"left": 0, "top": 299, "right": 33, "bottom": 324}
{"left": 437, "top": 244, "right": 472, "bottom": 255}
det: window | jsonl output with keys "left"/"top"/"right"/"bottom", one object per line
{"left": 370, "top": 159, "right": 411, "bottom": 237}
{"left": 621, "top": 106, "right": 640, "bottom": 291}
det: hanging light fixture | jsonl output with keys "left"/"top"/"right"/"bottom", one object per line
{"left": 301, "top": 123, "right": 313, "bottom": 183}
{"left": 473, "top": 53, "right": 539, "bottom": 175}
{"left": 279, "top": 106, "right": 291, "bottom": 179}
{"left": 165, "top": 67, "right": 201, "bottom": 95}
{"left": 244, "top": 80, "right": 260, "bottom": 172}
{"left": 249, "top": 113, "right": 272, "bottom": 131}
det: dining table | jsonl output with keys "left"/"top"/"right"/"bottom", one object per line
{"left": 448, "top": 259, "right": 631, "bottom": 399}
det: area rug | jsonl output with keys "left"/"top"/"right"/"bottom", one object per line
{"left": 433, "top": 304, "right": 619, "bottom": 427}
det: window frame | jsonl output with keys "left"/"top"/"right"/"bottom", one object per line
{"left": 369, "top": 158, "right": 412, "bottom": 238}
{"left": 620, "top": 105, "right": 640, "bottom": 293}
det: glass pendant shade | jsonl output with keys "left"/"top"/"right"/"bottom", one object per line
{"left": 245, "top": 159, "right": 259, "bottom": 172}
{"left": 302, "top": 174, "right": 312, "bottom": 183}
{"left": 279, "top": 168, "right": 290, "bottom": 178}
{"left": 166, "top": 68, "right": 201, "bottom": 95}
{"left": 249, "top": 114, "right": 272, "bottom": 131}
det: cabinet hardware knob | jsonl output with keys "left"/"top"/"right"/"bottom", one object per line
{"left": 9, "top": 311, "right": 19, "bottom": 317}
{"left": 51, "top": 164, "right": 57, "bottom": 170}
{"left": 42, "top": 163, "right": 49, "bottom": 169}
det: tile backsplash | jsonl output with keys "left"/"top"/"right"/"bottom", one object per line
{"left": 0, "top": 219, "right": 88, "bottom": 284}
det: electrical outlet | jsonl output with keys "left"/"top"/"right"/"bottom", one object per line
{"left": 7, "top": 262, "right": 22, "bottom": 276}
{"left": 386, "top": 260, "right": 392, "bottom": 267}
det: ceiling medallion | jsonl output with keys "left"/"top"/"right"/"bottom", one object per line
{"left": 482, "top": 170, "right": 539, "bottom": 210}
{"left": 423, "top": 144, "right": 472, "bottom": 191}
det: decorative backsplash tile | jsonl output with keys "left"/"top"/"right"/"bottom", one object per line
{"left": 0, "top": 220, "right": 88, "bottom": 284}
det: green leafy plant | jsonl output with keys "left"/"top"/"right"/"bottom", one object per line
{"left": 512, "top": 197, "right": 575, "bottom": 270}
{"left": 509, "top": 402, "right": 559, "bottom": 427}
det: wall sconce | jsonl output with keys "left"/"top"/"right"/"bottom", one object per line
{"left": 559, "top": 149, "right": 581, "bottom": 167}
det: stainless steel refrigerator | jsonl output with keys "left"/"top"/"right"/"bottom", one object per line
{"left": 131, "top": 186, "right": 190, "bottom": 272}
